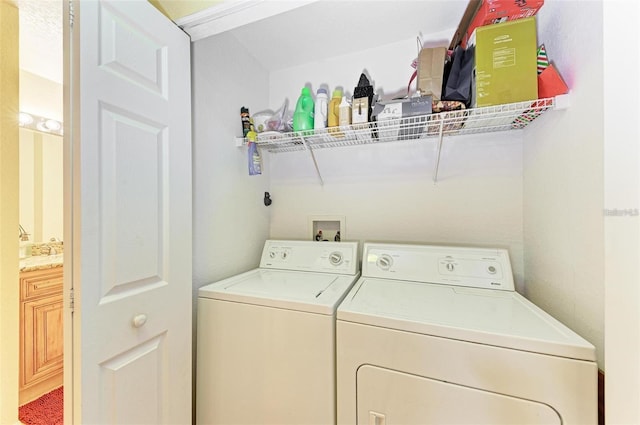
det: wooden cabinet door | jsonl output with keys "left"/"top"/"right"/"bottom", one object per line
{"left": 20, "top": 268, "right": 63, "bottom": 405}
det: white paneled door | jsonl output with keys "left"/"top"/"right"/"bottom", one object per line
{"left": 64, "top": 1, "right": 192, "bottom": 423}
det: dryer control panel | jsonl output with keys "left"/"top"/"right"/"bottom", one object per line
{"left": 362, "top": 243, "right": 514, "bottom": 291}
{"left": 260, "top": 240, "right": 359, "bottom": 275}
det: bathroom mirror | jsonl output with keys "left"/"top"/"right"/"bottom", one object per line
{"left": 19, "top": 127, "right": 63, "bottom": 243}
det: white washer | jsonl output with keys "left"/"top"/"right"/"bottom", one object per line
{"left": 197, "top": 240, "right": 360, "bottom": 425}
{"left": 337, "top": 243, "right": 597, "bottom": 425}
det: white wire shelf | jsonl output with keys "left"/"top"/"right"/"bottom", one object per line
{"left": 239, "top": 95, "right": 568, "bottom": 184}
{"left": 252, "top": 97, "right": 562, "bottom": 154}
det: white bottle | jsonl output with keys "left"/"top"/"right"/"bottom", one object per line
{"left": 338, "top": 96, "right": 352, "bottom": 127}
{"left": 314, "top": 88, "right": 328, "bottom": 129}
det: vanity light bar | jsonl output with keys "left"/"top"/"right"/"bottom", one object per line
{"left": 19, "top": 111, "right": 63, "bottom": 136}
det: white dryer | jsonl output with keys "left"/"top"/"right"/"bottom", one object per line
{"left": 197, "top": 240, "right": 360, "bottom": 425}
{"left": 337, "top": 243, "right": 597, "bottom": 425}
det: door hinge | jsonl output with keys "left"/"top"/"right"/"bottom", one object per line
{"left": 68, "top": 1, "right": 75, "bottom": 28}
{"left": 69, "top": 287, "right": 75, "bottom": 310}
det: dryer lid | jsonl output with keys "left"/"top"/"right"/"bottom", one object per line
{"left": 199, "top": 268, "right": 360, "bottom": 315}
{"left": 337, "top": 277, "right": 596, "bottom": 361}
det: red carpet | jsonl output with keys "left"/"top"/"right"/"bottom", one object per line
{"left": 19, "top": 387, "right": 63, "bottom": 425}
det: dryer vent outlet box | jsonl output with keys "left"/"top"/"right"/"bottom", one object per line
{"left": 309, "top": 215, "right": 345, "bottom": 242}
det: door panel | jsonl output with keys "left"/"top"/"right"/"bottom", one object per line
{"left": 65, "top": 1, "right": 192, "bottom": 423}
{"left": 24, "top": 297, "right": 64, "bottom": 385}
{"left": 99, "top": 335, "right": 166, "bottom": 424}
{"left": 98, "top": 4, "right": 168, "bottom": 97}
{"left": 99, "top": 103, "right": 166, "bottom": 300}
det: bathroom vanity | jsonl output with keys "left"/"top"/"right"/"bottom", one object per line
{"left": 19, "top": 256, "right": 63, "bottom": 405}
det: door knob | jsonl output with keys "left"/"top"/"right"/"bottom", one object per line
{"left": 132, "top": 314, "right": 147, "bottom": 328}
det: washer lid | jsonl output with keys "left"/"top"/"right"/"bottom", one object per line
{"left": 199, "top": 268, "right": 360, "bottom": 315}
{"left": 337, "top": 278, "right": 596, "bottom": 361}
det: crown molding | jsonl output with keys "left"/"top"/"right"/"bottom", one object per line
{"left": 177, "top": 0, "right": 319, "bottom": 41}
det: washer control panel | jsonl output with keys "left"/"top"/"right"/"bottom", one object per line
{"left": 260, "top": 240, "right": 358, "bottom": 275}
{"left": 364, "top": 243, "right": 514, "bottom": 291}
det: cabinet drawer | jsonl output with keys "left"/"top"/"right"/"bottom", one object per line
{"left": 20, "top": 268, "right": 63, "bottom": 300}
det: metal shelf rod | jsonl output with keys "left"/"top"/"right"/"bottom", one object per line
{"left": 300, "top": 135, "right": 324, "bottom": 186}
{"left": 433, "top": 118, "right": 445, "bottom": 184}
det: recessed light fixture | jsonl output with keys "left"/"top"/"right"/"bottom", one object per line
{"left": 44, "top": 119, "right": 61, "bottom": 131}
{"left": 18, "top": 111, "right": 63, "bottom": 136}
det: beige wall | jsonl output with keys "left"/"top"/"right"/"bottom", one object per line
{"left": 19, "top": 72, "right": 64, "bottom": 243}
{"left": 0, "top": 1, "right": 20, "bottom": 423}
{"left": 20, "top": 70, "right": 63, "bottom": 122}
{"left": 149, "top": 0, "right": 221, "bottom": 20}
{"left": 19, "top": 128, "right": 64, "bottom": 243}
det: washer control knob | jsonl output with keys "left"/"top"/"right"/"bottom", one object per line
{"left": 329, "top": 252, "right": 343, "bottom": 266}
{"left": 281, "top": 251, "right": 288, "bottom": 260}
{"left": 446, "top": 263, "right": 455, "bottom": 272}
{"left": 376, "top": 254, "right": 393, "bottom": 271}
{"left": 487, "top": 265, "right": 497, "bottom": 274}
{"left": 269, "top": 251, "right": 276, "bottom": 259}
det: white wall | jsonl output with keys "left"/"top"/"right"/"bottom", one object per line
{"left": 267, "top": 36, "right": 526, "bottom": 291}
{"left": 523, "top": 0, "right": 605, "bottom": 369}
{"left": 191, "top": 31, "right": 271, "bottom": 288}
{"left": 191, "top": 33, "right": 272, "bottom": 401}
{"left": 269, "top": 35, "right": 451, "bottom": 109}
{"left": 603, "top": 1, "right": 640, "bottom": 423}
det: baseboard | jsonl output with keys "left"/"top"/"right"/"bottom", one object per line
{"left": 598, "top": 369, "right": 605, "bottom": 425}
{"left": 19, "top": 372, "right": 62, "bottom": 406}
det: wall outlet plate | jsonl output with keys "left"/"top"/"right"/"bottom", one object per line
{"left": 308, "top": 215, "right": 345, "bottom": 242}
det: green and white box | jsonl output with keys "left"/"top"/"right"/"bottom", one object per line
{"left": 469, "top": 17, "right": 538, "bottom": 107}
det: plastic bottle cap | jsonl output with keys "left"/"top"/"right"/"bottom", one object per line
{"left": 332, "top": 89, "right": 343, "bottom": 98}
{"left": 317, "top": 88, "right": 327, "bottom": 95}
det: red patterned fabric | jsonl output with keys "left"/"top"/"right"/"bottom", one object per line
{"left": 19, "top": 387, "right": 63, "bottom": 425}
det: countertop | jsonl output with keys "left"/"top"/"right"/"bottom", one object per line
{"left": 19, "top": 254, "right": 64, "bottom": 273}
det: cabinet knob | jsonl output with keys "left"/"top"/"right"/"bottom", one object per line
{"left": 132, "top": 314, "right": 147, "bottom": 328}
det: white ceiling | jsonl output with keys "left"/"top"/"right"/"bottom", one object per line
{"left": 213, "top": 0, "right": 468, "bottom": 72}
{"left": 18, "top": 0, "right": 63, "bottom": 84}
{"left": 16, "top": 0, "right": 469, "bottom": 83}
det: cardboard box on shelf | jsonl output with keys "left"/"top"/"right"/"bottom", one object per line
{"left": 450, "top": 0, "right": 482, "bottom": 49}
{"left": 469, "top": 17, "right": 538, "bottom": 107}
{"left": 417, "top": 47, "right": 447, "bottom": 100}
{"left": 372, "top": 96, "right": 433, "bottom": 140}
{"left": 372, "top": 96, "right": 433, "bottom": 120}
{"left": 453, "top": 0, "right": 544, "bottom": 49}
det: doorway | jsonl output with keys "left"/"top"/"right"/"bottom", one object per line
{"left": 17, "top": 1, "right": 64, "bottom": 423}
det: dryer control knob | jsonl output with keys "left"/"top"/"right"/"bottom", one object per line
{"left": 376, "top": 254, "right": 393, "bottom": 271}
{"left": 446, "top": 263, "right": 455, "bottom": 272}
{"left": 329, "top": 252, "right": 343, "bottom": 266}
